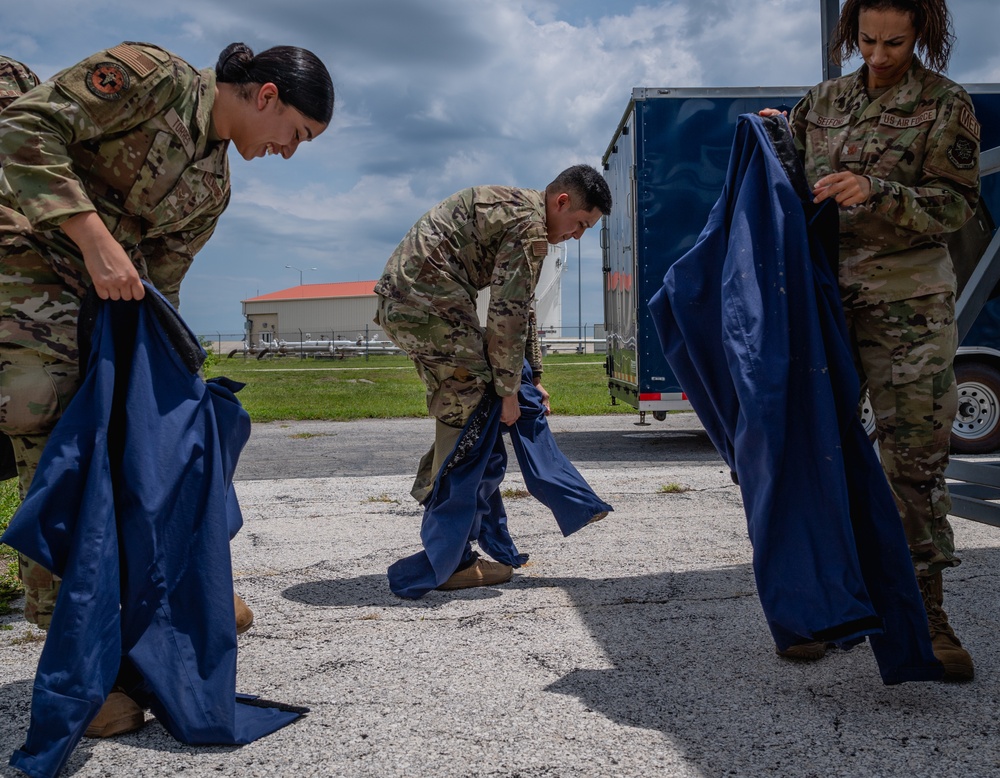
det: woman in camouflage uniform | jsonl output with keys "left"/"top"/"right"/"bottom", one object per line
{"left": 765, "top": 0, "right": 979, "bottom": 680}
{"left": 0, "top": 40, "right": 334, "bottom": 734}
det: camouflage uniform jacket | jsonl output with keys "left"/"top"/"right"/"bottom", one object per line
{"left": 375, "top": 186, "right": 549, "bottom": 396}
{"left": 0, "top": 42, "right": 230, "bottom": 360}
{"left": 789, "top": 59, "right": 980, "bottom": 306}
{"left": 0, "top": 56, "right": 40, "bottom": 112}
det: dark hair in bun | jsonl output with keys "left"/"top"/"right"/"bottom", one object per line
{"left": 215, "top": 42, "right": 334, "bottom": 124}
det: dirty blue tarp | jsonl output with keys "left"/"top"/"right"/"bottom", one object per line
{"left": 647, "top": 113, "right": 941, "bottom": 685}
{"left": 388, "top": 361, "right": 613, "bottom": 598}
{"left": 2, "top": 286, "right": 303, "bottom": 778}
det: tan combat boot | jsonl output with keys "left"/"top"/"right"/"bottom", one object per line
{"left": 776, "top": 641, "right": 829, "bottom": 661}
{"left": 235, "top": 594, "right": 254, "bottom": 635}
{"left": 919, "top": 572, "right": 974, "bottom": 682}
{"left": 84, "top": 691, "right": 145, "bottom": 738}
{"left": 438, "top": 558, "right": 513, "bottom": 590}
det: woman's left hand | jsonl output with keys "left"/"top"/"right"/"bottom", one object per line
{"left": 812, "top": 171, "right": 871, "bottom": 208}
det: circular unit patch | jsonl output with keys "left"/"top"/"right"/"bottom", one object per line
{"left": 85, "top": 62, "right": 130, "bottom": 101}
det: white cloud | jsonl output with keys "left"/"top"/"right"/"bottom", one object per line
{"left": 5, "top": 0, "right": 1000, "bottom": 336}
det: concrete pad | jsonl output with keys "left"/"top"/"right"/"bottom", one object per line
{"left": 2, "top": 414, "right": 999, "bottom": 777}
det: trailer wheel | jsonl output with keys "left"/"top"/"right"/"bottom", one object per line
{"left": 951, "top": 362, "right": 1000, "bottom": 454}
{"left": 653, "top": 411, "right": 667, "bottom": 421}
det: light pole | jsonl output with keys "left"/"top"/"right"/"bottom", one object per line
{"left": 285, "top": 264, "right": 317, "bottom": 285}
{"left": 577, "top": 240, "right": 582, "bottom": 351}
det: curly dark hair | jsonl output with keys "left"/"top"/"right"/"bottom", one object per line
{"left": 830, "top": 0, "right": 954, "bottom": 73}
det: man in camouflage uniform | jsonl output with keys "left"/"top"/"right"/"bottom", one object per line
{"left": 786, "top": 55, "right": 980, "bottom": 679}
{"left": 375, "top": 164, "right": 612, "bottom": 589}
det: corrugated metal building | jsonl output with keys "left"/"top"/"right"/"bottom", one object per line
{"left": 241, "top": 244, "right": 567, "bottom": 347}
{"left": 242, "top": 280, "right": 379, "bottom": 345}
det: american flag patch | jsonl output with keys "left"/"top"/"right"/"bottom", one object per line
{"left": 107, "top": 44, "right": 157, "bottom": 78}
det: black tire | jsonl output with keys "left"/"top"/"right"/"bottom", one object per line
{"left": 652, "top": 411, "right": 667, "bottom": 421}
{"left": 951, "top": 361, "right": 1000, "bottom": 455}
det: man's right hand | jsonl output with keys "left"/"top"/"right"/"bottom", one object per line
{"left": 500, "top": 394, "right": 521, "bottom": 426}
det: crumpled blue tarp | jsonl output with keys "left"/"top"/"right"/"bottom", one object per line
{"left": 388, "top": 361, "right": 613, "bottom": 598}
{"left": 2, "top": 285, "right": 303, "bottom": 778}
{"left": 647, "top": 113, "right": 941, "bottom": 685}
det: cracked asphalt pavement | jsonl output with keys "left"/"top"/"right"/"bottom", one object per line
{"left": 2, "top": 413, "right": 1000, "bottom": 777}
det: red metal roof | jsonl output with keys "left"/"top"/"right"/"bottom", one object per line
{"left": 243, "top": 280, "right": 377, "bottom": 302}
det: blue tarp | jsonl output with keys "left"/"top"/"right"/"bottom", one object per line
{"left": 648, "top": 113, "right": 942, "bottom": 685}
{"left": 2, "top": 286, "right": 303, "bottom": 778}
{"left": 388, "top": 361, "right": 613, "bottom": 598}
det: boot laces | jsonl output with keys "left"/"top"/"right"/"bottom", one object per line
{"left": 919, "top": 578, "right": 958, "bottom": 641}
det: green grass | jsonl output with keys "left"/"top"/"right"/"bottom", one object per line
{"left": 0, "top": 353, "right": 633, "bottom": 612}
{"left": 207, "top": 352, "right": 633, "bottom": 423}
{"left": 501, "top": 487, "right": 531, "bottom": 499}
{"left": 0, "top": 478, "right": 21, "bottom": 615}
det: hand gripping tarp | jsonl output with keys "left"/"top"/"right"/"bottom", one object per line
{"left": 388, "top": 361, "right": 613, "bottom": 598}
{"left": 1, "top": 285, "right": 303, "bottom": 778}
{"left": 647, "top": 113, "right": 941, "bottom": 685}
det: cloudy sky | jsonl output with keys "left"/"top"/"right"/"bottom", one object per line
{"left": 3, "top": 0, "right": 1000, "bottom": 338}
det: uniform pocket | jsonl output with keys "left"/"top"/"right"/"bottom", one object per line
{"left": 383, "top": 300, "right": 430, "bottom": 325}
{"left": 0, "top": 348, "right": 78, "bottom": 435}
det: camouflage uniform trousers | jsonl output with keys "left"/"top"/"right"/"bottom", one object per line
{"left": 846, "top": 291, "right": 959, "bottom": 576}
{"left": 375, "top": 296, "right": 494, "bottom": 502}
{"left": 0, "top": 344, "right": 80, "bottom": 627}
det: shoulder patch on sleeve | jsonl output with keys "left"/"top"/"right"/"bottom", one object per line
{"left": 947, "top": 135, "right": 977, "bottom": 170}
{"left": 85, "top": 61, "right": 131, "bottom": 101}
{"left": 531, "top": 239, "right": 549, "bottom": 258}
{"left": 959, "top": 105, "right": 981, "bottom": 142}
{"left": 107, "top": 44, "right": 158, "bottom": 78}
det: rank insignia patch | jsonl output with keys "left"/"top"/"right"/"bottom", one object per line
{"left": 947, "top": 135, "right": 976, "bottom": 170}
{"left": 86, "top": 62, "right": 130, "bottom": 100}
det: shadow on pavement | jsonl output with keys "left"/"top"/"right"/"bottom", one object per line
{"left": 282, "top": 573, "right": 504, "bottom": 608}
{"left": 551, "top": 428, "right": 719, "bottom": 466}
{"left": 283, "top": 546, "right": 1000, "bottom": 775}
{"left": 543, "top": 548, "right": 1000, "bottom": 776}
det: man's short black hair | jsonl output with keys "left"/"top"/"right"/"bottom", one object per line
{"left": 547, "top": 164, "right": 612, "bottom": 215}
